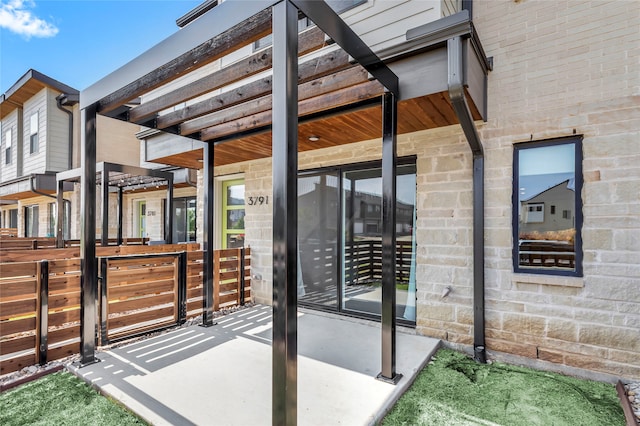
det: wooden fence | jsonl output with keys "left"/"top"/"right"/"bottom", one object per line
{"left": 0, "top": 246, "right": 250, "bottom": 375}
{"left": 0, "top": 237, "right": 148, "bottom": 251}
{"left": 0, "top": 228, "right": 18, "bottom": 237}
{"left": 300, "top": 240, "right": 413, "bottom": 290}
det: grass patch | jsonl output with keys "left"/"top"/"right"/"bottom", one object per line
{"left": 383, "top": 348, "right": 625, "bottom": 426}
{"left": 0, "top": 371, "right": 147, "bottom": 426}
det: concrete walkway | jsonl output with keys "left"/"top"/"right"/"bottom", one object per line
{"left": 69, "top": 305, "right": 440, "bottom": 426}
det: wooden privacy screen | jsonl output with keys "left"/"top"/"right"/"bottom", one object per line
{"left": 343, "top": 240, "right": 413, "bottom": 285}
{"left": 0, "top": 245, "right": 250, "bottom": 375}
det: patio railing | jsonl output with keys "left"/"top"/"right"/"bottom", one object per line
{"left": 0, "top": 245, "right": 250, "bottom": 375}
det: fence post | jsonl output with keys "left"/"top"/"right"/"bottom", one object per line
{"left": 239, "top": 247, "right": 246, "bottom": 306}
{"left": 178, "top": 251, "right": 187, "bottom": 324}
{"left": 38, "top": 260, "right": 49, "bottom": 365}
{"left": 99, "top": 258, "right": 109, "bottom": 346}
{"left": 213, "top": 250, "right": 220, "bottom": 312}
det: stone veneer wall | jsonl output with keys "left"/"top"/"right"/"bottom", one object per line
{"left": 193, "top": 0, "right": 639, "bottom": 381}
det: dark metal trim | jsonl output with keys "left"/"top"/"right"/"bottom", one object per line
{"left": 178, "top": 251, "right": 188, "bottom": 324}
{"left": 240, "top": 247, "right": 246, "bottom": 306}
{"left": 201, "top": 142, "right": 215, "bottom": 327}
{"left": 117, "top": 187, "right": 123, "bottom": 245}
{"left": 511, "top": 136, "right": 584, "bottom": 278}
{"left": 38, "top": 260, "right": 49, "bottom": 365}
{"left": 100, "top": 163, "right": 109, "bottom": 246}
{"left": 378, "top": 91, "right": 401, "bottom": 383}
{"left": 271, "top": 2, "right": 299, "bottom": 424}
{"left": 79, "top": 103, "right": 98, "bottom": 367}
{"left": 291, "top": 0, "right": 399, "bottom": 96}
{"left": 99, "top": 258, "right": 109, "bottom": 345}
{"left": 448, "top": 36, "right": 486, "bottom": 363}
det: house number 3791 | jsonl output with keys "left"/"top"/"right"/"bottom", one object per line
{"left": 247, "top": 196, "right": 269, "bottom": 206}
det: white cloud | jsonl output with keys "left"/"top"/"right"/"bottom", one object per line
{"left": 0, "top": 0, "right": 58, "bottom": 39}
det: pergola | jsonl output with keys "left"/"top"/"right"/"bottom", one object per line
{"left": 56, "top": 162, "right": 174, "bottom": 247}
{"left": 77, "top": 1, "right": 490, "bottom": 423}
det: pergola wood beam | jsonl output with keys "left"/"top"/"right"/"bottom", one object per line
{"left": 128, "top": 26, "right": 328, "bottom": 124}
{"left": 97, "top": 8, "right": 273, "bottom": 115}
{"left": 201, "top": 79, "right": 383, "bottom": 141}
{"left": 158, "top": 49, "right": 351, "bottom": 130}
{"left": 180, "top": 66, "right": 370, "bottom": 136}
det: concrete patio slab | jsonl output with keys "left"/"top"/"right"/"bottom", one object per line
{"left": 69, "top": 305, "right": 440, "bottom": 425}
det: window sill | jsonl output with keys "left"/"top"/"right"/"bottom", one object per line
{"left": 512, "top": 273, "right": 584, "bottom": 288}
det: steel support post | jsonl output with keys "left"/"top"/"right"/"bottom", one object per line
{"left": 100, "top": 163, "right": 109, "bottom": 246}
{"left": 79, "top": 103, "right": 98, "bottom": 366}
{"left": 472, "top": 155, "right": 486, "bottom": 362}
{"left": 377, "top": 92, "right": 402, "bottom": 384}
{"left": 447, "top": 36, "right": 486, "bottom": 363}
{"left": 272, "top": 2, "right": 299, "bottom": 425}
{"left": 38, "top": 260, "right": 49, "bottom": 365}
{"left": 165, "top": 176, "right": 174, "bottom": 244}
{"left": 201, "top": 142, "right": 215, "bottom": 327}
{"left": 56, "top": 180, "right": 65, "bottom": 248}
{"left": 117, "top": 187, "right": 123, "bottom": 245}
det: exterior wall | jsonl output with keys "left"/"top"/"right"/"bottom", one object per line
{"left": 0, "top": 109, "right": 20, "bottom": 182}
{"left": 95, "top": 116, "right": 141, "bottom": 167}
{"left": 198, "top": 0, "right": 640, "bottom": 381}
{"left": 45, "top": 88, "right": 72, "bottom": 172}
{"left": 21, "top": 89, "right": 48, "bottom": 175}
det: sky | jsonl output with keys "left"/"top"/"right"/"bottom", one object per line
{"left": 1, "top": 0, "right": 202, "bottom": 93}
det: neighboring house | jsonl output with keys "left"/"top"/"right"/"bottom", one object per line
{"left": 0, "top": 70, "right": 143, "bottom": 238}
{"left": 63, "top": 0, "right": 640, "bottom": 382}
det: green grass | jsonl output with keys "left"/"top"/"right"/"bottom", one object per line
{"left": 0, "top": 371, "right": 147, "bottom": 426}
{"left": 383, "top": 348, "right": 625, "bottom": 426}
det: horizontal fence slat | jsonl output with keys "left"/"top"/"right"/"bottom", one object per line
{"left": 47, "top": 342, "right": 80, "bottom": 363}
{"left": 0, "top": 334, "right": 36, "bottom": 355}
{"left": 0, "top": 280, "right": 37, "bottom": 300}
{"left": 49, "top": 293, "right": 81, "bottom": 311}
{"left": 48, "top": 310, "right": 81, "bottom": 327}
{"left": 108, "top": 307, "right": 175, "bottom": 332}
{"left": 0, "top": 353, "right": 37, "bottom": 375}
{"left": 0, "top": 262, "right": 37, "bottom": 277}
{"left": 48, "top": 325, "right": 81, "bottom": 346}
{"left": 108, "top": 293, "right": 175, "bottom": 315}
{"left": 108, "top": 280, "right": 175, "bottom": 300}
{"left": 0, "top": 299, "right": 37, "bottom": 321}
{"left": 0, "top": 317, "right": 36, "bottom": 336}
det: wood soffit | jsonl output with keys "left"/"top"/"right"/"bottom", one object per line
{"left": 95, "top": 8, "right": 483, "bottom": 170}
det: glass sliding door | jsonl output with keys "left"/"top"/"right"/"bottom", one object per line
{"left": 341, "top": 164, "right": 416, "bottom": 322}
{"left": 298, "top": 161, "right": 417, "bottom": 324}
{"left": 173, "top": 196, "right": 197, "bottom": 243}
{"left": 298, "top": 171, "right": 340, "bottom": 308}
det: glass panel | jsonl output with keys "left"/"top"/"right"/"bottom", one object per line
{"left": 187, "top": 198, "right": 196, "bottom": 242}
{"left": 298, "top": 172, "right": 339, "bottom": 308}
{"left": 516, "top": 142, "right": 576, "bottom": 271}
{"left": 25, "top": 205, "right": 39, "bottom": 237}
{"left": 341, "top": 164, "right": 417, "bottom": 322}
{"left": 227, "top": 209, "right": 245, "bottom": 230}
{"left": 226, "top": 184, "right": 245, "bottom": 206}
{"left": 226, "top": 233, "right": 245, "bottom": 248}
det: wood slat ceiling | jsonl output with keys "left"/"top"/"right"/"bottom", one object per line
{"left": 152, "top": 90, "right": 482, "bottom": 170}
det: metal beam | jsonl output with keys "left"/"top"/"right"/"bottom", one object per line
{"left": 79, "top": 103, "right": 98, "bottom": 366}
{"left": 56, "top": 180, "right": 64, "bottom": 248}
{"left": 100, "top": 163, "right": 109, "bottom": 246}
{"left": 201, "top": 141, "right": 215, "bottom": 327}
{"left": 377, "top": 91, "right": 402, "bottom": 384}
{"left": 165, "top": 174, "right": 174, "bottom": 244}
{"left": 448, "top": 36, "right": 486, "bottom": 363}
{"left": 292, "top": 0, "right": 399, "bottom": 97}
{"left": 272, "top": 2, "right": 299, "bottom": 424}
{"left": 117, "top": 187, "right": 123, "bottom": 245}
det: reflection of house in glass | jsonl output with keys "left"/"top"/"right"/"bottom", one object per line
{"left": 519, "top": 173, "right": 575, "bottom": 235}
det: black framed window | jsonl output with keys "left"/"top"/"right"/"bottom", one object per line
{"left": 24, "top": 205, "right": 39, "bottom": 237}
{"left": 29, "top": 112, "right": 39, "bottom": 154}
{"left": 513, "top": 137, "right": 583, "bottom": 276}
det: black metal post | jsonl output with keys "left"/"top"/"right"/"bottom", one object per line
{"left": 56, "top": 181, "right": 64, "bottom": 248}
{"left": 472, "top": 155, "right": 486, "bottom": 363}
{"left": 448, "top": 36, "right": 486, "bottom": 363}
{"left": 101, "top": 163, "right": 109, "bottom": 246}
{"left": 201, "top": 141, "right": 215, "bottom": 327}
{"left": 165, "top": 175, "right": 174, "bottom": 244}
{"left": 240, "top": 246, "right": 246, "bottom": 306}
{"left": 38, "top": 260, "right": 49, "bottom": 365}
{"left": 99, "top": 258, "right": 108, "bottom": 345}
{"left": 377, "top": 92, "right": 401, "bottom": 384}
{"left": 79, "top": 103, "right": 98, "bottom": 366}
{"left": 272, "top": 1, "right": 299, "bottom": 425}
{"left": 117, "top": 187, "right": 123, "bottom": 245}
{"left": 178, "top": 251, "right": 187, "bottom": 324}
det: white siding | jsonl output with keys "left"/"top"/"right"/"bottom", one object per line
{"left": 46, "top": 88, "right": 72, "bottom": 172}
{"left": 1, "top": 110, "right": 19, "bottom": 182}
{"left": 442, "top": 0, "right": 461, "bottom": 17}
{"left": 21, "top": 89, "right": 47, "bottom": 175}
{"left": 341, "top": 0, "right": 442, "bottom": 52}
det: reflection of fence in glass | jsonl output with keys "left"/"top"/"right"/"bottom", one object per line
{"left": 518, "top": 227, "right": 575, "bottom": 269}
